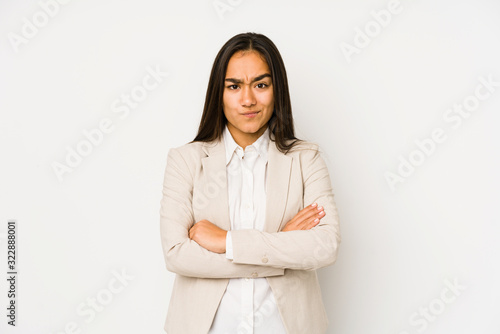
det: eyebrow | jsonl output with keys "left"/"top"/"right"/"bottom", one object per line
{"left": 225, "top": 73, "right": 272, "bottom": 84}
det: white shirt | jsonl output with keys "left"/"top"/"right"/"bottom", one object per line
{"left": 208, "top": 125, "right": 288, "bottom": 334}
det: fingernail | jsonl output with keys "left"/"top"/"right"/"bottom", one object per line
{"left": 317, "top": 206, "right": 323, "bottom": 210}
{"left": 314, "top": 218, "right": 319, "bottom": 223}
{"left": 311, "top": 202, "right": 317, "bottom": 207}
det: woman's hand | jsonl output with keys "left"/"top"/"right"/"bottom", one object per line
{"left": 281, "top": 202, "right": 325, "bottom": 232}
{"left": 189, "top": 219, "right": 227, "bottom": 253}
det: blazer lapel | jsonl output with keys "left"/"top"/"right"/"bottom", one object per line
{"left": 200, "top": 134, "right": 293, "bottom": 233}
{"left": 201, "top": 138, "right": 232, "bottom": 231}
{"left": 264, "top": 140, "right": 293, "bottom": 233}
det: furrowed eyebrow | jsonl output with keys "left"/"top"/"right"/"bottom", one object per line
{"left": 225, "top": 73, "right": 271, "bottom": 84}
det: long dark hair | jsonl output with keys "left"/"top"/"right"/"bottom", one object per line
{"left": 189, "top": 32, "right": 303, "bottom": 154}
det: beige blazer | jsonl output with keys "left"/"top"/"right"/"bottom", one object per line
{"left": 160, "top": 132, "right": 341, "bottom": 334}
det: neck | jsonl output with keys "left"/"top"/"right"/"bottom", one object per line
{"left": 227, "top": 123, "right": 267, "bottom": 149}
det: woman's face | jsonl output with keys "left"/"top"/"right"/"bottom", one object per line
{"left": 223, "top": 50, "right": 274, "bottom": 148}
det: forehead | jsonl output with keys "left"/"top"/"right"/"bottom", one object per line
{"left": 225, "top": 50, "right": 270, "bottom": 77}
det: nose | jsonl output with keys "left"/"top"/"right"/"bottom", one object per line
{"left": 240, "top": 86, "right": 256, "bottom": 107}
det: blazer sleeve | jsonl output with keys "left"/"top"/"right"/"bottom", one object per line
{"left": 229, "top": 143, "right": 341, "bottom": 271}
{"left": 159, "top": 147, "right": 285, "bottom": 279}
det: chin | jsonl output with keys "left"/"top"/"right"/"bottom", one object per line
{"left": 243, "top": 125, "right": 262, "bottom": 133}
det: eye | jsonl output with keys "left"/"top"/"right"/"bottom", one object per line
{"left": 227, "top": 84, "right": 239, "bottom": 90}
{"left": 256, "top": 83, "right": 268, "bottom": 89}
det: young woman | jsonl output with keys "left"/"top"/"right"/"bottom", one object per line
{"left": 160, "top": 32, "right": 341, "bottom": 334}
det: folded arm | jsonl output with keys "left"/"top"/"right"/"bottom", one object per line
{"left": 159, "top": 147, "right": 284, "bottom": 279}
{"left": 229, "top": 144, "right": 341, "bottom": 271}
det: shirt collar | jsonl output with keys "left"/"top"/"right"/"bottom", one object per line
{"left": 223, "top": 124, "right": 270, "bottom": 166}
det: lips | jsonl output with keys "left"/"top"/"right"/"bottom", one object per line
{"left": 242, "top": 111, "right": 259, "bottom": 118}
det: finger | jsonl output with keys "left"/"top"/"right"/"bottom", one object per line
{"left": 309, "top": 210, "right": 326, "bottom": 227}
{"left": 285, "top": 204, "right": 325, "bottom": 231}
{"left": 294, "top": 203, "right": 322, "bottom": 222}
{"left": 300, "top": 216, "right": 321, "bottom": 231}
{"left": 309, "top": 218, "right": 320, "bottom": 228}
{"left": 297, "top": 208, "right": 325, "bottom": 230}
{"left": 298, "top": 205, "right": 324, "bottom": 224}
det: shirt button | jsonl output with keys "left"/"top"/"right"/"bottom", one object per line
{"left": 262, "top": 257, "right": 268, "bottom": 263}
{"left": 251, "top": 272, "right": 258, "bottom": 278}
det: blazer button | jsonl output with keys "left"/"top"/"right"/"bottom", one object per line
{"left": 251, "top": 272, "right": 258, "bottom": 278}
{"left": 262, "top": 257, "right": 268, "bottom": 263}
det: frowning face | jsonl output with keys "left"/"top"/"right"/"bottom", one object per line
{"left": 223, "top": 50, "right": 274, "bottom": 149}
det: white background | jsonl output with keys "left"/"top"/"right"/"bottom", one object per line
{"left": 1, "top": 0, "right": 499, "bottom": 333}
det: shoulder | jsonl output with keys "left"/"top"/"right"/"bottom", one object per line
{"left": 166, "top": 140, "right": 205, "bottom": 164}
{"left": 170, "top": 141, "right": 207, "bottom": 156}
{"left": 165, "top": 141, "right": 210, "bottom": 178}
{"left": 282, "top": 139, "right": 328, "bottom": 172}
{"left": 283, "top": 139, "right": 321, "bottom": 156}
{"left": 169, "top": 138, "right": 218, "bottom": 158}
